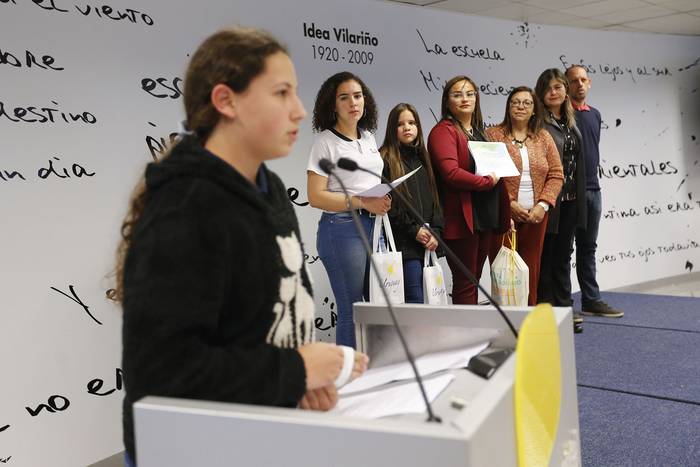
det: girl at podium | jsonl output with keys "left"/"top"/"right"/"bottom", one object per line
{"left": 114, "top": 28, "right": 367, "bottom": 467}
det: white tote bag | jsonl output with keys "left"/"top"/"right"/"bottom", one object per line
{"left": 423, "top": 250, "right": 448, "bottom": 305}
{"left": 490, "top": 230, "right": 529, "bottom": 306}
{"left": 369, "top": 215, "right": 405, "bottom": 304}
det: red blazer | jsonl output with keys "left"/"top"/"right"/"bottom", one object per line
{"left": 427, "top": 120, "right": 510, "bottom": 239}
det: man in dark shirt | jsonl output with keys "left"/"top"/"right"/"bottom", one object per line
{"left": 566, "top": 65, "right": 623, "bottom": 318}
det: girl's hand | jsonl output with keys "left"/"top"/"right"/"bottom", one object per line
{"left": 487, "top": 172, "right": 500, "bottom": 187}
{"left": 416, "top": 227, "right": 438, "bottom": 251}
{"left": 415, "top": 227, "right": 430, "bottom": 244}
{"left": 297, "top": 343, "right": 344, "bottom": 390}
{"left": 425, "top": 234, "right": 439, "bottom": 251}
{"left": 350, "top": 351, "right": 369, "bottom": 381}
{"left": 360, "top": 195, "right": 391, "bottom": 215}
{"left": 299, "top": 385, "right": 338, "bottom": 411}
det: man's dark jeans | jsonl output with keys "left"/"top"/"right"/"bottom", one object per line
{"left": 576, "top": 189, "right": 602, "bottom": 306}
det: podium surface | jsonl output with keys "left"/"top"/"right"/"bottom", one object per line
{"left": 134, "top": 304, "right": 581, "bottom": 466}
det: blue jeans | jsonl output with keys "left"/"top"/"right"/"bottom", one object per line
{"left": 124, "top": 452, "right": 136, "bottom": 467}
{"left": 403, "top": 259, "right": 424, "bottom": 304}
{"left": 576, "top": 190, "right": 602, "bottom": 306}
{"left": 317, "top": 212, "right": 374, "bottom": 348}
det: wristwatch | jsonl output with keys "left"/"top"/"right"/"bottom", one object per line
{"left": 537, "top": 201, "right": 550, "bottom": 212}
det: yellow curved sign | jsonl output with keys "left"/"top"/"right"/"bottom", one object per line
{"left": 514, "top": 304, "right": 562, "bottom": 467}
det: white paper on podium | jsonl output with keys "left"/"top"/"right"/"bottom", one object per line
{"left": 356, "top": 166, "right": 421, "bottom": 197}
{"left": 339, "top": 342, "right": 488, "bottom": 395}
{"left": 331, "top": 373, "right": 455, "bottom": 419}
{"left": 468, "top": 141, "right": 520, "bottom": 177}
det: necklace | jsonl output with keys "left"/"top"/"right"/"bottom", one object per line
{"left": 512, "top": 134, "right": 528, "bottom": 148}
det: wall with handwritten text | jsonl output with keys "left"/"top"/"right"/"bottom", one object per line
{"left": 1, "top": 0, "right": 698, "bottom": 464}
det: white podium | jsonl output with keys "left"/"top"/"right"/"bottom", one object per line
{"left": 134, "top": 304, "right": 581, "bottom": 467}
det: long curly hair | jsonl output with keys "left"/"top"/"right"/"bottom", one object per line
{"left": 311, "top": 71, "right": 377, "bottom": 133}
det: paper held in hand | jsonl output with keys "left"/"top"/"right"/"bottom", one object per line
{"left": 468, "top": 141, "right": 520, "bottom": 177}
{"left": 357, "top": 166, "right": 422, "bottom": 197}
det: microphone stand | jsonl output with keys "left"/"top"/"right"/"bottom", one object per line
{"left": 322, "top": 164, "right": 441, "bottom": 423}
{"left": 338, "top": 158, "right": 518, "bottom": 339}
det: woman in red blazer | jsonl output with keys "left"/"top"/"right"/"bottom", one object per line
{"left": 427, "top": 75, "right": 510, "bottom": 304}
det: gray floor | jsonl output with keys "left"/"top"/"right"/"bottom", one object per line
{"left": 612, "top": 271, "right": 700, "bottom": 298}
{"left": 89, "top": 272, "right": 700, "bottom": 467}
{"left": 88, "top": 452, "right": 124, "bottom": 467}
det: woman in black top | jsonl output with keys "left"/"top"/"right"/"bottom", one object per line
{"left": 380, "top": 103, "right": 444, "bottom": 303}
{"left": 535, "top": 68, "right": 587, "bottom": 322}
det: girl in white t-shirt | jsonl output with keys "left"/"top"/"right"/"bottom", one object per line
{"left": 307, "top": 72, "right": 390, "bottom": 349}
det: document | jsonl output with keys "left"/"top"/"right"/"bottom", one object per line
{"left": 468, "top": 141, "right": 520, "bottom": 177}
{"left": 356, "top": 166, "right": 421, "bottom": 198}
{"left": 331, "top": 373, "right": 454, "bottom": 419}
{"left": 339, "top": 342, "right": 488, "bottom": 395}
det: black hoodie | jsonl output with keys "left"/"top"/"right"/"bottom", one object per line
{"left": 383, "top": 144, "right": 444, "bottom": 261}
{"left": 121, "top": 136, "right": 314, "bottom": 460}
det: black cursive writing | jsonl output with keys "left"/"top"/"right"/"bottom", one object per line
{"left": 38, "top": 157, "right": 95, "bottom": 180}
{"left": 0, "top": 170, "right": 26, "bottom": 182}
{"left": 141, "top": 77, "right": 182, "bottom": 99}
{"left": 287, "top": 187, "right": 309, "bottom": 207}
{"left": 598, "top": 160, "right": 678, "bottom": 179}
{"left": 0, "top": 48, "right": 63, "bottom": 71}
{"left": 25, "top": 395, "right": 70, "bottom": 417}
{"left": 417, "top": 29, "right": 505, "bottom": 61}
{"left": 74, "top": 3, "right": 154, "bottom": 25}
{"left": 0, "top": 100, "right": 96, "bottom": 125}
{"left": 50, "top": 284, "right": 102, "bottom": 325}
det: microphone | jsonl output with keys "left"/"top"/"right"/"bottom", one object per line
{"left": 318, "top": 158, "right": 335, "bottom": 175}
{"left": 322, "top": 162, "right": 441, "bottom": 423}
{"left": 336, "top": 158, "right": 358, "bottom": 171}
{"left": 336, "top": 157, "right": 519, "bottom": 339}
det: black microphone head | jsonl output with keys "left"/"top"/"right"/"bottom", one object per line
{"left": 337, "top": 157, "right": 358, "bottom": 171}
{"left": 318, "top": 158, "right": 335, "bottom": 174}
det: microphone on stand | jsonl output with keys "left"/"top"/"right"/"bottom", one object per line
{"left": 336, "top": 157, "right": 519, "bottom": 339}
{"left": 318, "top": 157, "right": 442, "bottom": 423}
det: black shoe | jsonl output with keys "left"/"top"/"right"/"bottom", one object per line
{"left": 581, "top": 301, "right": 624, "bottom": 318}
{"left": 574, "top": 321, "right": 583, "bottom": 334}
{"left": 573, "top": 312, "right": 584, "bottom": 325}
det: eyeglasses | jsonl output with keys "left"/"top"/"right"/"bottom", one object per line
{"left": 510, "top": 100, "right": 534, "bottom": 108}
{"left": 449, "top": 91, "right": 477, "bottom": 99}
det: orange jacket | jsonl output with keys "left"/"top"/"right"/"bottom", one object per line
{"left": 485, "top": 126, "right": 564, "bottom": 208}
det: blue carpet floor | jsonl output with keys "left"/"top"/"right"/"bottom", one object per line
{"left": 574, "top": 291, "right": 700, "bottom": 331}
{"left": 573, "top": 292, "right": 700, "bottom": 466}
{"left": 578, "top": 386, "right": 700, "bottom": 467}
{"left": 575, "top": 324, "right": 700, "bottom": 403}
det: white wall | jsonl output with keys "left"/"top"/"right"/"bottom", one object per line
{"left": 1, "top": 0, "right": 698, "bottom": 464}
